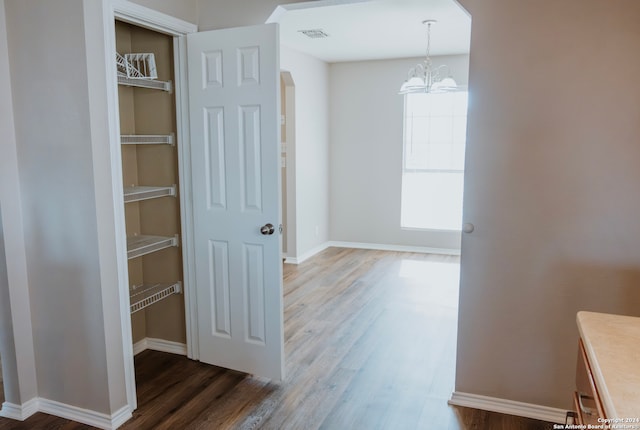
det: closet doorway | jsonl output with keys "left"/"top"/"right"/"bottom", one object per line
{"left": 115, "top": 19, "right": 188, "bottom": 360}
{"left": 110, "top": 3, "right": 286, "bottom": 412}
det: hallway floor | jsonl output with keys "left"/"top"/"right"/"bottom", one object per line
{"left": 0, "top": 248, "right": 553, "bottom": 429}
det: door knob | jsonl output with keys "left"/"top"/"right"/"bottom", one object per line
{"left": 260, "top": 223, "right": 275, "bottom": 235}
{"left": 462, "top": 223, "right": 475, "bottom": 233}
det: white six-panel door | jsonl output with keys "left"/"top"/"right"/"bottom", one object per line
{"left": 187, "top": 24, "right": 284, "bottom": 380}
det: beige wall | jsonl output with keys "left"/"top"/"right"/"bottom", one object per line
{"left": 456, "top": 0, "right": 640, "bottom": 409}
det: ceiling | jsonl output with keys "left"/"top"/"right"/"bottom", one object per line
{"left": 275, "top": 0, "right": 471, "bottom": 63}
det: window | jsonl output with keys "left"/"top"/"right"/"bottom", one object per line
{"left": 401, "top": 91, "right": 468, "bottom": 231}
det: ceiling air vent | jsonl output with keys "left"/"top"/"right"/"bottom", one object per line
{"left": 298, "top": 29, "right": 329, "bottom": 39}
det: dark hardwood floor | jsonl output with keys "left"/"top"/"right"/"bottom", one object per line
{"left": 0, "top": 248, "right": 555, "bottom": 429}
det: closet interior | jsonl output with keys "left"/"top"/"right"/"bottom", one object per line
{"left": 115, "top": 21, "right": 186, "bottom": 353}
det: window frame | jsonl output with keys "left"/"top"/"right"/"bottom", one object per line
{"left": 400, "top": 90, "right": 469, "bottom": 232}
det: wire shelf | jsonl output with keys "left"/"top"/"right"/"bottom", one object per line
{"left": 124, "top": 185, "right": 177, "bottom": 203}
{"left": 120, "top": 134, "right": 174, "bottom": 145}
{"left": 127, "top": 235, "right": 179, "bottom": 259}
{"left": 130, "top": 282, "right": 182, "bottom": 314}
{"left": 124, "top": 53, "right": 158, "bottom": 79}
{"left": 118, "top": 75, "right": 172, "bottom": 92}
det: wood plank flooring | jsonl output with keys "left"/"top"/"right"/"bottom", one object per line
{"left": 0, "top": 248, "right": 554, "bottom": 429}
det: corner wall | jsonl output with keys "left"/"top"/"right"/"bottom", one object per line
{"left": 281, "top": 46, "right": 330, "bottom": 259}
{"left": 4, "top": 0, "right": 127, "bottom": 416}
{"left": 0, "top": 208, "right": 20, "bottom": 406}
{"left": 0, "top": 0, "right": 37, "bottom": 409}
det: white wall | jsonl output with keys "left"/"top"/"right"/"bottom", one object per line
{"left": 455, "top": 0, "right": 640, "bottom": 411}
{"left": 4, "top": 0, "right": 127, "bottom": 415}
{"left": 281, "top": 46, "right": 331, "bottom": 259}
{"left": 330, "top": 55, "right": 469, "bottom": 251}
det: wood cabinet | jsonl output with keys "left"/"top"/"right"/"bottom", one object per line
{"left": 573, "top": 339, "right": 605, "bottom": 425}
{"left": 574, "top": 311, "right": 640, "bottom": 427}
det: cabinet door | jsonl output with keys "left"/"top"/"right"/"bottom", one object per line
{"left": 574, "top": 340, "right": 604, "bottom": 424}
{"left": 187, "top": 23, "right": 284, "bottom": 380}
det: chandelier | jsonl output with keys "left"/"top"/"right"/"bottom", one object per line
{"left": 399, "top": 20, "right": 458, "bottom": 94}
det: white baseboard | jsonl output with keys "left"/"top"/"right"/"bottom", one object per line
{"left": 110, "top": 405, "right": 133, "bottom": 429}
{"left": 133, "top": 338, "right": 148, "bottom": 355}
{"left": 284, "top": 242, "right": 331, "bottom": 264}
{"left": 328, "top": 241, "right": 461, "bottom": 256}
{"left": 448, "top": 391, "right": 568, "bottom": 424}
{"left": 38, "top": 399, "right": 131, "bottom": 430}
{"left": 133, "top": 337, "right": 187, "bottom": 356}
{"left": 284, "top": 240, "right": 460, "bottom": 265}
{"left": 0, "top": 398, "right": 38, "bottom": 420}
{"left": 1, "top": 398, "right": 131, "bottom": 430}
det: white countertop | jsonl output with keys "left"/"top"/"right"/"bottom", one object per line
{"left": 577, "top": 311, "right": 640, "bottom": 420}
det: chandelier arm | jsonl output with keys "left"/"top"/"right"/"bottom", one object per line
{"left": 399, "top": 19, "right": 458, "bottom": 94}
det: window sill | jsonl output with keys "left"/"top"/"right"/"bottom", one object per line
{"left": 401, "top": 226, "right": 462, "bottom": 233}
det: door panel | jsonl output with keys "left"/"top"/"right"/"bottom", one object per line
{"left": 187, "top": 23, "right": 283, "bottom": 380}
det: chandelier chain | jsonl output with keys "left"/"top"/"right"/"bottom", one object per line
{"left": 425, "top": 21, "right": 432, "bottom": 69}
